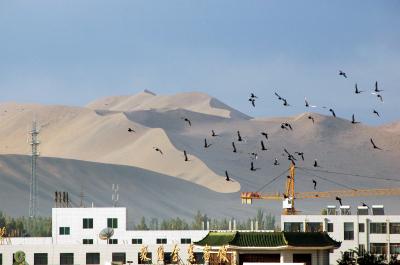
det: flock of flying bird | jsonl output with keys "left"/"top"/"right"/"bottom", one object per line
{"left": 127, "top": 71, "right": 387, "bottom": 206}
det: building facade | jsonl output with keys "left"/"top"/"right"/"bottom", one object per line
{"left": 281, "top": 205, "right": 400, "bottom": 264}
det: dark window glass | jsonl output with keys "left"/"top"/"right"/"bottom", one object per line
{"left": 327, "top": 223, "right": 333, "bottom": 232}
{"left": 390, "top": 243, "right": 400, "bottom": 254}
{"left": 138, "top": 252, "right": 152, "bottom": 264}
{"left": 359, "top": 223, "right": 365, "bottom": 232}
{"left": 107, "top": 218, "right": 118, "bottom": 228}
{"left": 0, "top": 254, "right": 2, "bottom": 265}
{"left": 86, "top": 253, "right": 100, "bottom": 264}
{"left": 283, "top": 222, "right": 303, "bottom": 232}
{"left": 132, "top": 238, "right": 143, "bottom": 244}
{"left": 83, "top": 239, "right": 94, "bottom": 244}
{"left": 34, "top": 253, "right": 48, "bottom": 265}
{"left": 370, "top": 243, "right": 387, "bottom": 255}
{"left": 60, "top": 253, "right": 74, "bottom": 265}
{"left": 108, "top": 238, "right": 118, "bottom": 244}
{"left": 112, "top": 253, "right": 126, "bottom": 263}
{"left": 344, "top": 222, "right": 354, "bottom": 240}
{"left": 194, "top": 252, "right": 204, "bottom": 264}
{"left": 358, "top": 244, "right": 366, "bottom": 256}
{"left": 156, "top": 238, "right": 167, "bottom": 244}
{"left": 181, "top": 238, "right": 191, "bottom": 244}
{"left": 83, "top": 218, "right": 93, "bottom": 229}
{"left": 370, "top": 223, "right": 387, "bottom": 234}
{"left": 293, "top": 254, "right": 312, "bottom": 265}
{"left": 59, "top": 227, "right": 70, "bottom": 235}
{"left": 306, "top": 222, "right": 323, "bottom": 232}
{"left": 390, "top": 223, "right": 400, "bottom": 234}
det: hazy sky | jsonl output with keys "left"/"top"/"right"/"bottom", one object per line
{"left": 1, "top": 0, "right": 399, "bottom": 124}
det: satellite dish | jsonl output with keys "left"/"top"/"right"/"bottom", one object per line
{"left": 99, "top": 228, "right": 114, "bottom": 240}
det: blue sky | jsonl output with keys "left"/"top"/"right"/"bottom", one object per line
{"left": 0, "top": 0, "right": 399, "bottom": 124}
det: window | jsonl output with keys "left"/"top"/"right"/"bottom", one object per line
{"left": 59, "top": 227, "right": 70, "bottom": 235}
{"left": 138, "top": 252, "right": 152, "bottom": 264}
{"left": 359, "top": 223, "right": 365, "bottom": 232}
{"left": 83, "top": 218, "right": 93, "bottom": 229}
{"left": 107, "top": 218, "right": 118, "bottom": 228}
{"left": 390, "top": 243, "right": 400, "bottom": 254}
{"left": 370, "top": 243, "right": 387, "bottom": 255}
{"left": 358, "top": 244, "right": 366, "bottom": 256}
{"left": 164, "top": 252, "right": 172, "bottom": 264}
{"left": 83, "top": 239, "right": 94, "bottom": 244}
{"left": 344, "top": 222, "right": 354, "bottom": 240}
{"left": 34, "top": 253, "right": 48, "bottom": 265}
{"left": 293, "top": 254, "right": 312, "bottom": 265}
{"left": 390, "top": 223, "right": 400, "bottom": 234}
{"left": 283, "top": 222, "right": 303, "bottom": 232}
{"left": 60, "top": 253, "right": 74, "bottom": 265}
{"left": 86, "top": 253, "right": 100, "bottom": 264}
{"left": 132, "top": 238, "right": 143, "bottom": 244}
{"left": 108, "top": 238, "right": 118, "bottom": 244}
{"left": 306, "top": 222, "right": 323, "bottom": 232}
{"left": 181, "top": 238, "right": 191, "bottom": 244}
{"left": 112, "top": 253, "right": 126, "bottom": 263}
{"left": 370, "top": 223, "right": 387, "bottom": 234}
{"left": 0, "top": 254, "right": 2, "bottom": 265}
{"left": 327, "top": 223, "right": 333, "bottom": 232}
{"left": 156, "top": 238, "right": 167, "bottom": 244}
{"left": 194, "top": 252, "right": 204, "bottom": 264}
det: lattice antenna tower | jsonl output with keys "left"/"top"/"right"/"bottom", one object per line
{"left": 28, "top": 120, "right": 40, "bottom": 217}
{"left": 112, "top": 184, "right": 119, "bottom": 207}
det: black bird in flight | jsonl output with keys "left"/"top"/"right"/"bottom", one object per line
{"left": 237, "top": 131, "right": 242, "bottom": 142}
{"left": 128, "top": 128, "right": 135, "bottom": 133}
{"left": 153, "top": 147, "right": 163, "bottom": 155}
{"left": 336, "top": 196, "right": 343, "bottom": 206}
{"left": 282, "top": 98, "right": 290, "bottom": 107}
{"left": 281, "top": 123, "right": 288, "bottom": 130}
{"left": 250, "top": 93, "right": 258, "bottom": 99}
{"left": 284, "top": 148, "right": 297, "bottom": 162}
{"left": 211, "top": 130, "right": 219, "bottom": 137}
{"left": 261, "top": 132, "right": 268, "bottom": 140}
{"left": 183, "top": 150, "right": 189, "bottom": 161}
{"left": 274, "top": 92, "right": 283, "bottom": 100}
{"left": 225, "top": 170, "right": 230, "bottom": 181}
{"left": 232, "top": 142, "right": 237, "bottom": 153}
{"left": 370, "top": 138, "right": 381, "bottom": 150}
{"left": 329, "top": 108, "right": 336, "bottom": 117}
{"left": 351, "top": 114, "right": 360, "bottom": 124}
{"left": 181, "top": 117, "right": 192, "bottom": 126}
{"left": 339, "top": 70, "right": 347, "bottom": 78}
{"left": 261, "top": 140, "right": 267, "bottom": 151}
{"left": 204, "top": 138, "right": 212, "bottom": 148}
{"left": 376, "top": 94, "right": 384, "bottom": 102}
{"left": 312, "top": 179, "right": 317, "bottom": 190}
{"left": 308, "top": 115, "right": 315, "bottom": 124}
{"left": 305, "top": 97, "right": 316, "bottom": 108}
{"left": 362, "top": 202, "right": 368, "bottom": 207}
{"left": 295, "top": 152, "right": 304, "bottom": 161}
{"left": 249, "top": 98, "right": 256, "bottom": 107}
{"left": 354, "top": 83, "right": 363, "bottom": 94}
{"left": 274, "top": 158, "right": 280, "bottom": 166}
{"left": 313, "top": 159, "right": 319, "bottom": 167}
{"left": 373, "top": 110, "right": 380, "bottom": 117}
{"left": 374, "top": 81, "right": 383, "bottom": 93}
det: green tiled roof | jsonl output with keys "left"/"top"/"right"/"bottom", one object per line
{"left": 195, "top": 231, "right": 340, "bottom": 248}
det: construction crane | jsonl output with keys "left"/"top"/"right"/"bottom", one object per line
{"left": 241, "top": 163, "right": 400, "bottom": 215}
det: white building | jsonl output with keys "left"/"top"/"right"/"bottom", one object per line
{"left": 281, "top": 205, "right": 400, "bottom": 264}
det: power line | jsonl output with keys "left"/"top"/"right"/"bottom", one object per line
{"left": 296, "top": 167, "right": 357, "bottom": 191}
{"left": 256, "top": 168, "right": 289, "bottom": 193}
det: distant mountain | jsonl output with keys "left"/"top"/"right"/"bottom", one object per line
{"left": 0, "top": 92, "right": 399, "bottom": 219}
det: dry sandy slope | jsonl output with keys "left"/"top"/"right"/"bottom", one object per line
{"left": 0, "top": 102, "right": 239, "bottom": 193}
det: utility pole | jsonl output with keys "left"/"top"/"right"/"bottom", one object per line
{"left": 28, "top": 120, "right": 40, "bottom": 217}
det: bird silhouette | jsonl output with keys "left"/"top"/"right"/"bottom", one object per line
{"left": 285, "top": 123, "right": 293, "bottom": 130}
{"left": 329, "top": 108, "right": 336, "bottom": 117}
{"left": 225, "top": 170, "right": 230, "bottom": 181}
{"left": 281, "top": 123, "right": 288, "bottom": 130}
{"left": 354, "top": 83, "right": 363, "bottom": 94}
{"left": 351, "top": 114, "right": 360, "bottom": 124}
{"left": 295, "top": 152, "right": 304, "bottom": 161}
{"left": 153, "top": 147, "right": 163, "bottom": 155}
{"left": 128, "top": 128, "right": 135, "bottom": 133}
{"left": 249, "top": 98, "right": 256, "bottom": 107}
{"left": 181, "top": 117, "right": 191, "bottom": 126}
{"left": 376, "top": 94, "right": 384, "bottom": 102}
{"left": 374, "top": 81, "right": 383, "bottom": 92}
{"left": 261, "top": 140, "right": 267, "bottom": 151}
{"left": 336, "top": 196, "right": 343, "bottom": 206}
{"left": 373, "top": 110, "right": 380, "bottom": 117}
{"left": 232, "top": 142, "right": 237, "bottom": 153}
{"left": 312, "top": 180, "right": 317, "bottom": 190}
{"left": 261, "top": 132, "right": 268, "bottom": 140}
{"left": 362, "top": 202, "right": 368, "bottom": 207}
{"left": 283, "top": 99, "right": 290, "bottom": 106}
{"left": 305, "top": 97, "right": 316, "bottom": 108}
{"left": 250, "top": 93, "right": 258, "bottom": 98}
{"left": 274, "top": 158, "right": 280, "bottom": 166}
{"left": 237, "top": 131, "right": 242, "bottom": 142}
{"left": 339, "top": 70, "right": 347, "bottom": 78}
{"left": 313, "top": 159, "right": 319, "bottom": 167}
{"left": 211, "top": 130, "right": 218, "bottom": 137}
{"left": 183, "top": 150, "right": 189, "bottom": 161}
{"left": 274, "top": 92, "right": 283, "bottom": 100}
{"left": 204, "top": 138, "right": 212, "bottom": 148}
{"left": 249, "top": 152, "right": 258, "bottom": 160}
{"left": 370, "top": 138, "right": 381, "bottom": 150}
{"left": 284, "top": 149, "right": 297, "bottom": 162}
{"left": 308, "top": 115, "right": 315, "bottom": 124}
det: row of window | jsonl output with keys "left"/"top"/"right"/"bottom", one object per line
{"left": 80, "top": 238, "right": 192, "bottom": 245}
{"left": 1, "top": 251, "right": 204, "bottom": 265}
{"left": 60, "top": 218, "right": 119, "bottom": 235}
